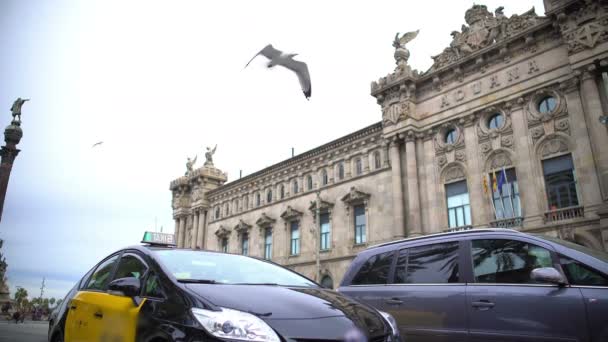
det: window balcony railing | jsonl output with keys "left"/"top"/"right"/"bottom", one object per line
{"left": 489, "top": 217, "right": 524, "bottom": 229}
{"left": 543, "top": 206, "right": 585, "bottom": 223}
{"left": 444, "top": 225, "right": 473, "bottom": 233}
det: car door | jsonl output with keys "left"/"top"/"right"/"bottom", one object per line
{"left": 97, "top": 252, "right": 149, "bottom": 342}
{"left": 65, "top": 253, "right": 120, "bottom": 342}
{"left": 465, "top": 237, "right": 588, "bottom": 342}
{"left": 387, "top": 240, "right": 467, "bottom": 342}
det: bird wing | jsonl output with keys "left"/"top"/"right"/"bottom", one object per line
{"left": 399, "top": 30, "right": 419, "bottom": 45}
{"left": 245, "top": 44, "right": 283, "bottom": 68}
{"left": 193, "top": 155, "right": 197, "bottom": 164}
{"left": 280, "top": 59, "right": 311, "bottom": 99}
{"left": 92, "top": 141, "right": 103, "bottom": 147}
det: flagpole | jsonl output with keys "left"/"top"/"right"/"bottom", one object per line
{"left": 503, "top": 167, "right": 516, "bottom": 218}
{"left": 492, "top": 170, "right": 505, "bottom": 219}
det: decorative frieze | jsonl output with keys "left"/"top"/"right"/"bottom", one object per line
{"left": 559, "top": 1, "right": 608, "bottom": 54}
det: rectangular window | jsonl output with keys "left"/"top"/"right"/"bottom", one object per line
{"left": 394, "top": 242, "right": 460, "bottom": 284}
{"left": 221, "top": 238, "right": 228, "bottom": 253}
{"left": 290, "top": 221, "right": 300, "bottom": 255}
{"left": 354, "top": 204, "right": 366, "bottom": 245}
{"left": 241, "top": 234, "right": 249, "bottom": 256}
{"left": 320, "top": 213, "right": 331, "bottom": 250}
{"left": 264, "top": 228, "right": 272, "bottom": 259}
{"left": 446, "top": 180, "right": 471, "bottom": 228}
{"left": 543, "top": 154, "right": 579, "bottom": 209}
{"left": 351, "top": 251, "right": 395, "bottom": 285}
{"left": 491, "top": 168, "right": 522, "bottom": 219}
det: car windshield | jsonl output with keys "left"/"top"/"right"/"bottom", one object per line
{"left": 153, "top": 249, "right": 317, "bottom": 287}
{"left": 535, "top": 234, "right": 608, "bottom": 263}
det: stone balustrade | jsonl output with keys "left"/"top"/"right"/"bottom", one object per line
{"left": 544, "top": 206, "right": 585, "bottom": 223}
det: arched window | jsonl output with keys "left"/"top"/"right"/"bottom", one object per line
{"left": 256, "top": 193, "right": 261, "bottom": 207}
{"left": 215, "top": 207, "right": 220, "bottom": 219}
{"left": 307, "top": 175, "right": 313, "bottom": 190}
{"left": 320, "top": 275, "right": 333, "bottom": 289}
{"left": 321, "top": 169, "right": 328, "bottom": 186}
{"left": 225, "top": 203, "right": 230, "bottom": 216}
{"left": 374, "top": 151, "right": 381, "bottom": 169}
{"left": 338, "top": 163, "right": 345, "bottom": 180}
{"left": 445, "top": 129, "right": 458, "bottom": 144}
{"left": 267, "top": 189, "right": 273, "bottom": 203}
{"left": 487, "top": 113, "right": 504, "bottom": 130}
{"left": 293, "top": 180, "right": 299, "bottom": 194}
{"left": 244, "top": 196, "right": 249, "bottom": 210}
{"left": 235, "top": 199, "right": 240, "bottom": 212}
{"left": 355, "top": 158, "right": 363, "bottom": 175}
{"left": 538, "top": 96, "right": 557, "bottom": 113}
{"left": 280, "top": 185, "right": 285, "bottom": 199}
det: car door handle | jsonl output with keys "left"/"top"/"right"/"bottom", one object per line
{"left": 385, "top": 298, "right": 404, "bottom": 305}
{"left": 93, "top": 311, "right": 103, "bottom": 319}
{"left": 69, "top": 305, "right": 77, "bottom": 310}
{"left": 472, "top": 300, "right": 495, "bottom": 310}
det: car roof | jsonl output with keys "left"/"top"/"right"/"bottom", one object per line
{"left": 366, "top": 228, "right": 524, "bottom": 251}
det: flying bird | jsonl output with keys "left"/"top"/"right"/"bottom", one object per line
{"left": 245, "top": 44, "right": 311, "bottom": 100}
{"left": 92, "top": 141, "right": 103, "bottom": 148}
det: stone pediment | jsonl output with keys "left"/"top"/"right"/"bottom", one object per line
{"left": 309, "top": 199, "right": 335, "bottom": 213}
{"left": 234, "top": 220, "right": 252, "bottom": 234}
{"left": 280, "top": 206, "right": 303, "bottom": 221}
{"left": 341, "top": 186, "right": 371, "bottom": 205}
{"left": 427, "top": 5, "right": 546, "bottom": 73}
{"left": 256, "top": 213, "right": 276, "bottom": 228}
{"left": 215, "top": 226, "right": 231, "bottom": 239}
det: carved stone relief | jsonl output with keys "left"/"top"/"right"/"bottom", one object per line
{"left": 560, "top": 2, "right": 608, "bottom": 54}
{"left": 443, "top": 164, "right": 466, "bottom": 183}
{"left": 540, "top": 138, "right": 569, "bottom": 157}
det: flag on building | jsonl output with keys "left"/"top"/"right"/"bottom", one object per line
{"left": 497, "top": 168, "right": 507, "bottom": 195}
{"left": 482, "top": 175, "right": 489, "bottom": 195}
{"left": 492, "top": 171, "right": 498, "bottom": 193}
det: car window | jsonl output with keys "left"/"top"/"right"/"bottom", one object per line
{"left": 472, "top": 239, "right": 553, "bottom": 284}
{"left": 143, "top": 272, "right": 165, "bottom": 298}
{"left": 560, "top": 255, "right": 608, "bottom": 286}
{"left": 394, "top": 242, "right": 460, "bottom": 284}
{"left": 351, "top": 251, "right": 394, "bottom": 285}
{"left": 84, "top": 254, "right": 119, "bottom": 291}
{"left": 114, "top": 254, "right": 147, "bottom": 280}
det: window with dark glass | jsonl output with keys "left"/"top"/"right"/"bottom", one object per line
{"left": 235, "top": 200, "right": 240, "bottom": 213}
{"left": 351, "top": 251, "right": 395, "bottom": 285}
{"left": 490, "top": 168, "right": 521, "bottom": 219}
{"left": 355, "top": 158, "right": 363, "bottom": 175}
{"left": 321, "top": 170, "right": 328, "bottom": 186}
{"left": 445, "top": 129, "right": 458, "bottom": 144}
{"left": 487, "top": 113, "right": 504, "bottom": 130}
{"left": 354, "top": 204, "right": 366, "bottom": 245}
{"left": 320, "top": 275, "right": 333, "bottom": 289}
{"left": 143, "top": 272, "right": 164, "bottom": 298}
{"left": 241, "top": 233, "right": 249, "bottom": 256}
{"left": 446, "top": 180, "right": 471, "bottom": 228}
{"left": 307, "top": 175, "right": 313, "bottom": 190}
{"left": 290, "top": 221, "right": 300, "bottom": 255}
{"left": 225, "top": 203, "right": 230, "bottom": 216}
{"left": 293, "top": 180, "right": 299, "bottom": 194}
{"left": 560, "top": 255, "right": 608, "bottom": 286}
{"left": 543, "top": 154, "right": 579, "bottom": 209}
{"left": 338, "top": 163, "right": 345, "bottom": 180}
{"left": 280, "top": 185, "right": 285, "bottom": 199}
{"left": 221, "top": 238, "right": 228, "bottom": 253}
{"left": 320, "top": 212, "right": 331, "bottom": 250}
{"left": 85, "top": 254, "right": 119, "bottom": 291}
{"left": 256, "top": 193, "right": 261, "bottom": 207}
{"left": 215, "top": 207, "right": 220, "bottom": 219}
{"left": 538, "top": 96, "right": 557, "bottom": 113}
{"left": 471, "top": 239, "right": 553, "bottom": 284}
{"left": 374, "top": 151, "right": 381, "bottom": 169}
{"left": 114, "top": 254, "right": 147, "bottom": 280}
{"left": 394, "top": 242, "right": 460, "bottom": 284}
{"left": 264, "top": 228, "right": 272, "bottom": 259}
{"left": 267, "top": 190, "right": 272, "bottom": 204}
{"left": 244, "top": 196, "right": 249, "bottom": 210}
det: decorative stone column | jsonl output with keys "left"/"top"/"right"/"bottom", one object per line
{"left": 581, "top": 65, "right": 608, "bottom": 200}
{"left": 405, "top": 132, "right": 422, "bottom": 236}
{"left": 389, "top": 136, "right": 406, "bottom": 238}
{"left": 191, "top": 211, "right": 200, "bottom": 249}
{"left": 463, "top": 116, "right": 487, "bottom": 226}
{"left": 178, "top": 216, "right": 186, "bottom": 248}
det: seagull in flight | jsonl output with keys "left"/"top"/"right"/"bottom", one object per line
{"left": 92, "top": 141, "right": 103, "bottom": 148}
{"left": 245, "top": 44, "right": 311, "bottom": 100}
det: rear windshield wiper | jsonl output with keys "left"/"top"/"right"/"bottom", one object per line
{"left": 177, "top": 279, "right": 221, "bottom": 284}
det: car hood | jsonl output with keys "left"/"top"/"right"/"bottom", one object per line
{"left": 185, "top": 284, "right": 388, "bottom": 337}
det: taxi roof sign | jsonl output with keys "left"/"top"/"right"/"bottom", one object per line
{"left": 141, "top": 231, "right": 176, "bottom": 246}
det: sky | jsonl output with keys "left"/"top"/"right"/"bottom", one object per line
{"left": 0, "top": 0, "right": 545, "bottom": 300}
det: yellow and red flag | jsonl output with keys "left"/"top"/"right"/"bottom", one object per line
{"left": 492, "top": 170, "right": 498, "bottom": 193}
{"left": 482, "top": 175, "right": 489, "bottom": 195}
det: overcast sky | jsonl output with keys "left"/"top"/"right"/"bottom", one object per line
{"left": 0, "top": 0, "right": 545, "bottom": 299}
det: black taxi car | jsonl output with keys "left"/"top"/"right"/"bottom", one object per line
{"left": 48, "top": 232, "right": 399, "bottom": 342}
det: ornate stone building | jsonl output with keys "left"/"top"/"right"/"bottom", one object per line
{"left": 170, "top": 0, "right": 608, "bottom": 287}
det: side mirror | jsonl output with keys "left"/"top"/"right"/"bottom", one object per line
{"left": 108, "top": 277, "right": 141, "bottom": 298}
{"left": 531, "top": 267, "right": 567, "bottom": 286}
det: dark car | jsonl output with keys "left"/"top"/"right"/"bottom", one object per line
{"left": 48, "top": 233, "right": 400, "bottom": 342}
{"left": 337, "top": 228, "right": 608, "bottom": 342}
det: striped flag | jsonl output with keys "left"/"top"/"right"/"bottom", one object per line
{"left": 492, "top": 170, "right": 498, "bottom": 193}
{"left": 482, "top": 175, "right": 489, "bottom": 195}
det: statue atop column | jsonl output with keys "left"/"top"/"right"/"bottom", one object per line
{"left": 10, "top": 98, "right": 28, "bottom": 123}
{"left": 204, "top": 145, "right": 217, "bottom": 167}
{"left": 392, "top": 30, "right": 419, "bottom": 75}
{"left": 185, "top": 155, "right": 197, "bottom": 176}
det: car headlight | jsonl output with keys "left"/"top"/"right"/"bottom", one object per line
{"left": 378, "top": 310, "right": 399, "bottom": 337}
{"left": 191, "top": 307, "right": 280, "bottom": 342}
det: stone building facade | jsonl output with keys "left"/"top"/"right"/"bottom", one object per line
{"left": 170, "top": 0, "right": 608, "bottom": 287}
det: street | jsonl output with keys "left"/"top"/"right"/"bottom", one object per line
{"left": 0, "top": 321, "right": 47, "bottom": 342}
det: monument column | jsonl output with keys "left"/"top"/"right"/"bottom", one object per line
{"left": 389, "top": 135, "right": 406, "bottom": 238}
{"left": 191, "top": 211, "right": 200, "bottom": 249}
{"left": 0, "top": 98, "right": 27, "bottom": 222}
{"left": 173, "top": 218, "right": 180, "bottom": 245}
{"left": 405, "top": 132, "right": 422, "bottom": 236}
{"left": 580, "top": 64, "right": 608, "bottom": 200}
{"left": 178, "top": 216, "right": 186, "bottom": 248}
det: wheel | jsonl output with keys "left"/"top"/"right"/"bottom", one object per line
{"left": 52, "top": 331, "right": 64, "bottom": 342}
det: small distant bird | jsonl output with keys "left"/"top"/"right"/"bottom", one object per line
{"left": 92, "top": 141, "right": 103, "bottom": 148}
{"left": 245, "top": 44, "right": 311, "bottom": 100}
